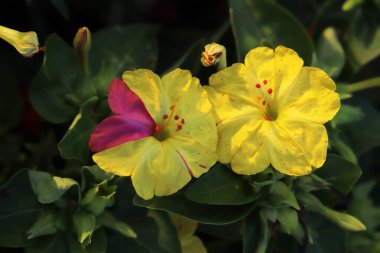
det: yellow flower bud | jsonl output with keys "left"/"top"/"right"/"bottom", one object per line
{"left": 324, "top": 208, "right": 367, "bottom": 231}
{"left": 73, "top": 27, "right": 92, "bottom": 74}
{"left": 0, "top": 25, "right": 40, "bottom": 57}
{"left": 201, "top": 43, "right": 226, "bottom": 69}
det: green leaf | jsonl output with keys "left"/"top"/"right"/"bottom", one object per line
{"left": 230, "top": 0, "right": 313, "bottom": 64}
{"left": 315, "top": 154, "right": 362, "bottom": 195}
{"left": 106, "top": 178, "right": 183, "bottom": 253}
{"left": 58, "top": 96, "right": 98, "bottom": 161}
{"left": 243, "top": 212, "right": 269, "bottom": 253}
{"left": 73, "top": 211, "right": 96, "bottom": 247}
{"left": 147, "top": 211, "right": 182, "bottom": 253}
{"left": 315, "top": 27, "right": 345, "bottom": 78}
{"left": 0, "top": 170, "right": 44, "bottom": 247}
{"left": 134, "top": 193, "right": 254, "bottom": 225}
{"left": 277, "top": 208, "right": 299, "bottom": 234}
{"left": 340, "top": 100, "right": 380, "bottom": 155}
{"left": 269, "top": 181, "right": 300, "bottom": 210}
{"left": 349, "top": 180, "right": 380, "bottom": 230}
{"left": 342, "top": 0, "right": 365, "bottom": 11}
{"left": 81, "top": 165, "right": 115, "bottom": 191}
{"left": 346, "top": 8, "right": 380, "bottom": 72}
{"left": 332, "top": 104, "right": 365, "bottom": 126}
{"left": 30, "top": 34, "right": 83, "bottom": 123}
{"left": 97, "top": 211, "right": 137, "bottom": 239}
{"left": 89, "top": 25, "right": 159, "bottom": 97}
{"left": 185, "top": 163, "right": 259, "bottom": 205}
{"left": 27, "top": 210, "right": 60, "bottom": 239}
{"left": 25, "top": 233, "right": 71, "bottom": 253}
{"left": 29, "top": 170, "right": 80, "bottom": 204}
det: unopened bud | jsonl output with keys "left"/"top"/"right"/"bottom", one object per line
{"left": 201, "top": 43, "right": 226, "bottom": 69}
{"left": 298, "top": 192, "right": 366, "bottom": 232}
{"left": 73, "top": 27, "right": 91, "bottom": 74}
{"left": 27, "top": 210, "right": 60, "bottom": 239}
{"left": 0, "top": 25, "right": 40, "bottom": 57}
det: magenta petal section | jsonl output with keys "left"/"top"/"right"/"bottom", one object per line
{"left": 89, "top": 115, "right": 154, "bottom": 152}
{"left": 89, "top": 78, "right": 156, "bottom": 153}
{"left": 108, "top": 78, "right": 154, "bottom": 126}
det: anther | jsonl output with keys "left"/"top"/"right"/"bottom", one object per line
{"left": 262, "top": 100, "right": 266, "bottom": 106}
{"left": 170, "top": 105, "right": 175, "bottom": 110}
{"left": 264, "top": 115, "right": 271, "bottom": 120}
{"left": 263, "top": 80, "right": 267, "bottom": 85}
{"left": 174, "top": 115, "right": 179, "bottom": 120}
{"left": 267, "top": 88, "right": 273, "bottom": 94}
{"left": 256, "top": 83, "right": 261, "bottom": 88}
{"left": 176, "top": 125, "right": 182, "bottom": 131}
{"left": 155, "top": 125, "right": 162, "bottom": 132}
{"left": 163, "top": 114, "right": 168, "bottom": 119}
{"left": 181, "top": 119, "right": 185, "bottom": 124}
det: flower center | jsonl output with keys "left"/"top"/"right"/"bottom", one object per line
{"left": 254, "top": 79, "right": 277, "bottom": 121}
{"left": 154, "top": 105, "right": 185, "bottom": 141}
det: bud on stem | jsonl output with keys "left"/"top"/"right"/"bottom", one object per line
{"left": 73, "top": 27, "right": 91, "bottom": 74}
{"left": 201, "top": 43, "right": 227, "bottom": 70}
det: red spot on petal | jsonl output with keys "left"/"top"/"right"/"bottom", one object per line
{"left": 267, "top": 88, "right": 273, "bottom": 94}
{"left": 181, "top": 119, "right": 185, "bottom": 124}
{"left": 163, "top": 114, "right": 168, "bottom": 119}
{"left": 199, "top": 164, "right": 207, "bottom": 169}
{"left": 174, "top": 115, "right": 179, "bottom": 120}
{"left": 256, "top": 83, "right": 261, "bottom": 88}
{"left": 263, "top": 80, "right": 267, "bottom": 85}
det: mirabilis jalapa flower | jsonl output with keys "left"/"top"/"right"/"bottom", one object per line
{"left": 205, "top": 46, "right": 340, "bottom": 176}
{"left": 0, "top": 25, "right": 40, "bottom": 57}
{"left": 89, "top": 69, "right": 217, "bottom": 200}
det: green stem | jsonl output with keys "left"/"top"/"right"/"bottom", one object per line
{"left": 344, "top": 76, "right": 380, "bottom": 93}
{"left": 217, "top": 47, "right": 227, "bottom": 71}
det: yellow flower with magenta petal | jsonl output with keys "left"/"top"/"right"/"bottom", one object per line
{"left": 205, "top": 46, "right": 340, "bottom": 176}
{"left": 89, "top": 69, "right": 217, "bottom": 200}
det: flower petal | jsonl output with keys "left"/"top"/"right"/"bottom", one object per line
{"left": 89, "top": 115, "right": 154, "bottom": 152}
{"left": 209, "top": 63, "right": 256, "bottom": 106}
{"left": 231, "top": 128, "right": 270, "bottom": 175}
{"left": 216, "top": 113, "right": 263, "bottom": 164}
{"left": 92, "top": 137, "right": 154, "bottom": 176}
{"left": 273, "top": 46, "right": 304, "bottom": 105}
{"left": 131, "top": 141, "right": 192, "bottom": 200}
{"left": 168, "top": 135, "right": 217, "bottom": 178}
{"left": 122, "top": 69, "right": 165, "bottom": 124}
{"left": 278, "top": 120, "right": 328, "bottom": 168}
{"left": 267, "top": 123, "right": 312, "bottom": 176}
{"left": 244, "top": 47, "right": 275, "bottom": 88}
{"left": 280, "top": 67, "right": 340, "bottom": 124}
{"left": 108, "top": 78, "right": 155, "bottom": 125}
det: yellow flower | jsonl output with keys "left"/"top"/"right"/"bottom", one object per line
{"left": 0, "top": 25, "right": 40, "bottom": 57}
{"left": 205, "top": 46, "right": 340, "bottom": 176}
{"left": 169, "top": 213, "right": 207, "bottom": 253}
{"left": 91, "top": 69, "right": 217, "bottom": 200}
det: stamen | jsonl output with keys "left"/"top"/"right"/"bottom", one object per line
{"left": 176, "top": 125, "right": 182, "bottom": 131}
{"left": 155, "top": 125, "right": 162, "bottom": 132}
{"left": 263, "top": 80, "right": 267, "bottom": 85}
{"left": 174, "top": 115, "right": 179, "bottom": 120}
{"left": 256, "top": 83, "right": 261, "bottom": 88}
{"left": 262, "top": 100, "right": 266, "bottom": 106}
{"left": 181, "top": 119, "right": 185, "bottom": 124}
{"left": 163, "top": 114, "right": 168, "bottom": 119}
{"left": 267, "top": 88, "right": 273, "bottom": 94}
{"left": 170, "top": 105, "right": 175, "bottom": 110}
